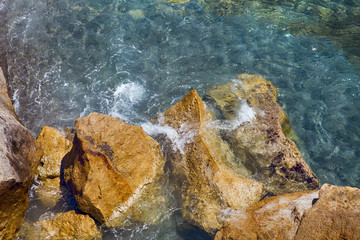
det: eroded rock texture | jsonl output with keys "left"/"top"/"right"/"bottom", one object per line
{"left": 20, "top": 210, "right": 101, "bottom": 240}
{"left": 206, "top": 74, "right": 319, "bottom": 195}
{"left": 0, "top": 67, "right": 42, "bottom": 239}
{"left": 215, "top": 190, "right": 319, "bottom": 240}
{"left": 157, "top": 89, "right": 265, "bottom": 235}
{"left": 35, "top": 126, "right": 73, "bottom": 207}
{"left": 295, "top": 184, "right": 360, "bottom": 240}
{"left": 216, "top": 184, "right": 360, "bottom": 240}
{"left": 63, "top": 112, "right": 167, "bottom": 227}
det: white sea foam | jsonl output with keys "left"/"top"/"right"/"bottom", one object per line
{"left": 110, "top": 82, "right": 146, "bottom": 122}
{"left": 208, "top": 98, "right": 256, "bottom": 131}
{"left": 141, "top": 120, "right": 197, "bottom": 155}
{"left": 12, "top": 89, "right": 20, "bottom": 113}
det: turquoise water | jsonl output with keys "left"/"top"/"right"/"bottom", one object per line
{"left": 2, "top": 0, "right": 360, "bottom": 239}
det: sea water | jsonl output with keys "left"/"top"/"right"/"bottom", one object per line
{"left": 2, "top": 0, "right": 360, "bottom": 239}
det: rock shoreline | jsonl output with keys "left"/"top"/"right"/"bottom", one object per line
{"left": 1, "top": 68, "right": 359, "bottom": 239}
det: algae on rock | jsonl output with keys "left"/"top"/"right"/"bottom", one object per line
{"left": 156, "top": 89, "right": 266, "bottom": 235}
{"left": 206, "top": 74, "right": 319, "bottom": 195}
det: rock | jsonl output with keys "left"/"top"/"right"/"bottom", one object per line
{"left": 0, "top": 67, "right": 42, "bottom": 239}
{"left": 36, "top": 126, "right": 73, "bottom": 179}
{"left": 295, "top": 184, "right": 360, "bottom": 240}
{"left": 156, "top": 89, "right": 265, "bottom": 235}
{"left": 216, "top": 184, "right": 360, "bottom": 240}
{"left": 206, "top": 74, "right": 319, "bottom": 195}
{"left": 19, "top": 210, "right": 101, "bottom": 240}
{"left": 63, "top": 112, "right": 167, "bottom": 227}
{"left": 35, "top": 126, "right": 72, "bottom": 207}
{"left": 214, "top": 190, "right": 319, "bottom": 240}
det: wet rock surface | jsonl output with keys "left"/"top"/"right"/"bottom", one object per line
{"left": 63, "top": 112, "right": 167, "bottom": 227}
{"left": 206, "top": 74, "right": 319, "bottom": 195}
{"left": 4, "top": 69, "right": 354, "bottom": 239}
{"left": 216, "top": 183, "right": 360, "bottom": 240}
{"left": 20, "top": 210, "right": 101, "bottom": 240}
{"left": 157, "top": 89, "right": 266, "bottom": 235}
{"left": 215, "top": 190, "right": 319, "bottom": 240}
{"left": 35, "top": 126, "right": 73, "bottom": 208}
{"left": 295, "top": 184, "right": 360, "bottom": 240}
{"left": 0, "top": 67, "right": 42, "bottom": 239}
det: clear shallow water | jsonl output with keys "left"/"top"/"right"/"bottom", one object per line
{"left": 2, "top": 0, "right": 360, "bottom": 239}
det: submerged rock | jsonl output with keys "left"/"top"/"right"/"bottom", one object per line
{"left": 36, "top": 126, "right": 73, "bottom": 207}
{"left": 0, "top": 67, "right": 42, "bottom": 239}
{"left": 63, "top": 112, "right": 167, "bottom": 227}
{"left": 20, "top": 210, "right": 101, "bottom": 240}
{"left": 295, "top": 184, "right": 360, "bottom": 240}
{"left": 215, "top": 190, "right": 319, "bottom": 240}
{"left": 156, "top": 89, "right": 266, "bottom": 235}
{"left": 206, "top": 74, "right": 319, "bottom": 195}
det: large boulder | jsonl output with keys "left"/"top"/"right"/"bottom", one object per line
{"left": 206, "top": 74, "right": 319, "bottom": 195}
{"left": 216, "top": 184, "right": 360, "bottom": 240}
{"left": 19, "top": 210, "right": 101, "bottom": 240}
{"left": 63, "top": 112, "right": 167, "bottom": 227}
{"left": 0, "top": 67, "right": 42, "bottom": 239}
{"left": 155, "top": 89, "right": 265, "bottom": 235}
{"left": 35, "top": 126, "right": 73, "bottom": 207}
{"left": 295, "top": 184, "right": 360, "bottom": 240}
{"left": 214, "top": 190, "right": 319, "bottom": 240}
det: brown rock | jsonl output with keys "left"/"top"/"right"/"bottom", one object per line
{"left": 0, "top": 67, "right": 42, "bottom": 239}
{"left": 20, "top": 210, "right": 101, "bottom": 240}
{"left": 295, "top": 184, "right": 360, "bottom": 240}
{"left": 35, "top": 126, "right": 72, "bottom": 207}
{"left": 215, "top": 190, "right": 319, "bottom": 240}
{"left": 36, "top": 126, "right": 73, "bottom": 179}
{"left": 63, "top": 112, "right": 167, "bottom": 227}
{"left": 157, "top": 89, "right": 265, "bottom": 234}
{"left": 206, "top": 74, "right": 319, "bottom": 195}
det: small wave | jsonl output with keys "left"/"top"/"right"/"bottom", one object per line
{"left": 110, "top": 82, "right": 146, "bottom": 122}
{"left": 141, "top": 120, "right": 197, "bottom": 155}
{"left": 208, "top": 98, "right": 257, "bottom": 131}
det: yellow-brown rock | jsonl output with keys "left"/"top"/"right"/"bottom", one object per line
{"left": 215, "top": 190, "right": 319, "bottom": 240}
{"left": 216, "top": 184, "right": 360, "bottom": 240}
{"left": 0, "top": 67, "right": 42, "bottom": 239}
{"left": 157, "top": 89, "right": 266, "bottom": 235}
{"left": 20, "top": 210, "right": 101, "bottom": 240}
{"left": 206, "top": 74, "right": 319, "bottom": 195}
{"left": 63, "top": 112, "right": 167, "bottom": 227}
{"left": 36, "top": 126, "right": 73, "bottom": 179}
{"left": 35, "top": 126, "right": 73, "bottom": 207}
{"left": 295, "top": 184, "right": 360, "bottom": 240}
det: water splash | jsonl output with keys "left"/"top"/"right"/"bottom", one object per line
{"left": 207, "top": 98, "right": 257, "bottom": 131}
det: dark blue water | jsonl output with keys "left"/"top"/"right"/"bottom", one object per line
{"left": 2, "top": 0, "right": 360, "bottom": 239}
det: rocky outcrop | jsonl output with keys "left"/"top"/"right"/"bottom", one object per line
{"left": 216, "top": 184, "right": 360, "bottom": 240}
{"left": 295, "top": 184, "right": 360, "bottom": 240}
{"left": 214, "top": 190, "right": 318, "bottom": 240}
{"left": 36, "top": 126, "right": 73, "bottom": 207}
{"left": 156, "top": 89, "right": 266, "bottom": 235}
{"left": 206, "top": 74, "right": 319, "bottom": 195}
{"left": 0, "top": 67, "right": 42, "bottom": 239}
{"left": 20, "top": 210, "right": 101, "bottom": 240}
{"left": 63, "top": 112, "right": 167, "bottom": 227}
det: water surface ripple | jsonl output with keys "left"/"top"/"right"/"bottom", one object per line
{"left": 2, "top": 0, "right": 360, "bottom": 238}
